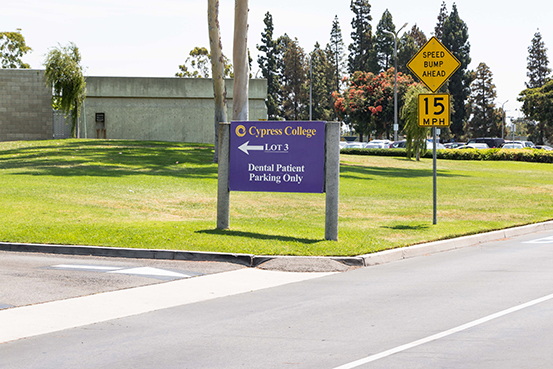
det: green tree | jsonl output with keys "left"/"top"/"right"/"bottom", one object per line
{"left": 434, "top": 1, "right": 448, "bottom": 41}
{"left": 176, "top": 46, "right": 232, "bottom": 78}
{"left": 466, "top": 63, "right": 502, "bottom": 138}
{"left": 442, "top": 3, "right": 471, "bottom": 140}
{"left": 410, "top": 24, "right": 428, "bottom": 48}
{"left": 348, "top": 0, "right": 378, "bottom": 74}
{"left": 257, "top": 12, "right": 281, "bottom": 120}
{"left": 398, "top": 25, "right": 427, "bottom": 77}
{"left": 280, "top": 36, "right": 308, "bottom": 120}
{"left": 327, "top": 15, "right": 346, "bottom": 93}
{"left": 310, "top": 42, "right": 335, "bottom": 121}
{"left": 373, "top": 68, "right": 414, "bottom": 138}
{"left": 518, "top": 79, "right": 553, "bottom": 144}
{"left": 333, "top": 71, "right": 377, "bottom": 141}
{"left": 374, "top": 9, "right": 395, "bottom": 72}
{"left": 0, "top": 29, "right": 31, "bottom": 69}
{"left": 43, "top": 42, "right": 86, "bottom": 138}
{"left": 526, "top": 30, "right": 551, "bottom": 89}
{"left": 401, "top": 84, "right": 430, "bottom": 161}
{"left": 333, "top": 68, "right": 414, "bottom": 140}
{"left": 526, "top": 120, "right": 553, "bottom": 145}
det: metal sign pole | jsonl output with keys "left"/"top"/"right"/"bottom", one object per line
{"left": 217, "top": 122, "right": 230, "bottom": 230}
{"left": 433, "top": 127, "right": 437, "bottom": 225}
{"left": 325, "top": 122, "right": 340, "bottom": 241}
{"left": 408, "top": 36, "right": 459, "bottom": 226}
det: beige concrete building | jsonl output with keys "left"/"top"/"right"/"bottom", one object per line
{"left": 83, "top": 76, "right": 267, "bottom": 143}
{"left": 0, "top": 69, "right": 267, "bottom": 144}
{"left": 0, "top": 69, "right": 53, "bottom": 141}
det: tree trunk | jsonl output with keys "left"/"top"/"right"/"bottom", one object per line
{"left": 208, "top": 0, "right": 228, "bottom": 162}
{"left": 232, "top": 0, "right": 249, "bottom": 121}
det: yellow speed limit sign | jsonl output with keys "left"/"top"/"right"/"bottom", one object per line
{"left": 418, "top": 94, "right": 450, "bottom": 127}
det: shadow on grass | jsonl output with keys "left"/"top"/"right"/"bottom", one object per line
{"left": 381, "top": 224, "right": 430, "bottom": 230}
{"left": 197, "top": 229, "right": 322, "bottom": 244}
{"left": 340, "top": 163, "right": 467, "bottom": 180}
{"left": 0, "top": 140, "right": 217, "bottom": 179}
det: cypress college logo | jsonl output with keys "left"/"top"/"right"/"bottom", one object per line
{"left": 235, "top": 125, "right": 247, "bottom": 137}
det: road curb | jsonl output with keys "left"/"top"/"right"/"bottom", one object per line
{"left": 0, "top": 242, "right": 254, "bottom": 266}
{"left": 359, "top": 220, "right": 553, "bottom": 266}
{"left": 1, "top": 220, "right": 552, "bottom": 269}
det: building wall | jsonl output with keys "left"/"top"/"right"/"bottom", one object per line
{"left": 0, "top": 69, "right": 53, "bottom": 141}
{"left": 83, "top": 77, "right": 267, "bottom": 144}
{"left": 0, "top": 70, "right": 267, "bottom": 144}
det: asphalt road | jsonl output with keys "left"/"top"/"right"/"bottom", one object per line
{"left": 0, "top": 251, "right": 244, "bottom": 308}
{"left": 2, "top": 228, "right": 553, "bottom": 368}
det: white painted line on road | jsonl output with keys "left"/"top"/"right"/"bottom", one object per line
{"left": 523, "top": 236, "right": 553, "bottom": 244}
{"left": 50, "top": 264, "right": 193, "bottom": 280}
{"left": 0, "top": 268, "right": 334, "bottom": 344}
{"left": 51, "top": 264, "right": 124, "bottom": 271}
{"left": 107, "top": 266, "right": 192, "bottom": 278}
{"left": 333, "top": 292, "right": 553, "bottom": 369}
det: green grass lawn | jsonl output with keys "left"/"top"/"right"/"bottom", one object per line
{"left": 0, "top": 139, "right": 551, "bottom": 256}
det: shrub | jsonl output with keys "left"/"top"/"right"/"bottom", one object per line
{"left": 340, "top": 148, "right": 553, "bottom": 163}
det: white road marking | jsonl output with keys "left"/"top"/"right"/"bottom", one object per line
{"left": 0, "top": 269, "right": 334, "bottom": 344}
{"left": 333, "top": 292, "right": 553, "bottom": 369}
{"left": 51, "top": 264, "right": 123, "bottom": 271}
{"left": 107, "top": 266, "right": 192, "bottom": 278}
{"left": 51, "top": 264, "right": 192, "bottom": 279}
{"left": 523, "top": 236, "right": 553, "bottom": 244}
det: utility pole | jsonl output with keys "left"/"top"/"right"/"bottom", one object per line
{"left": 383, "top": 23, "right": 408, "bottom": 141}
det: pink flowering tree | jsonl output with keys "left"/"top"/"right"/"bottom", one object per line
{"left": 334, "top": 68, "right": 415, "bottom": 141}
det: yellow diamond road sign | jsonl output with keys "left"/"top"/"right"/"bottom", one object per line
{"left": 407, "top": 36, "right": 461, "bottom": 93}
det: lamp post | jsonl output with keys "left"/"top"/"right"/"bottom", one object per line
{"left": 501, "top": 100, "right": 508, "bottom": 139}
{"left": 309, "top": 56, "right": 312, "bottom": 121}
{"left": 383, "top": 23, "right": 408, "bottom": 142}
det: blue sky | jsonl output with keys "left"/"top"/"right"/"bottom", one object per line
{"left": 3, "top": 0, "right": 552, "bottom": 117}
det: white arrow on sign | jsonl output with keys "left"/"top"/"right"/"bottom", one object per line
{"left": 238, "top": 141, "right": 264, "bottom": 155}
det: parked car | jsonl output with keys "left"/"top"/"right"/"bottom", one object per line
{"left": 343, "top": 142, "right": 365, "bottom": 149}
{"left": 364, "top": 139, "right": 392, "bottom": 149}
{"left": 444, "top": 142, "right": 465, "bottom": 149}
{"left": 520, "top": 141, "right": 536, "bottom": 148}
{"left": 457, "top": 143, "right": 490, "bottom": 149}
{"left": 501, "top": 143, "right": 525, "bottom": 149}
{"left": 339, "top": 141, "right": 349, "bottom": 149}
{"left": 503, "top": 140, "right": 536, "bottom": 148}
{"left": 536, "top": 145, "right": 553, "bottom": 151}
{"left": 388, "top": 140, "right": 445, "bottom": 149}
{"left": 390, "top": 140, "right": 406, "bottom": 148}
{"left": 426, "top": 140, "right": 446, "bottom": 150}
{"left": 467, "top": 137, "right": 505, "bottom": 148}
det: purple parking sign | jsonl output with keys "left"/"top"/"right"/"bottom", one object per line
{"left": 229, "top": 121, "right": 325, "bottom": 193}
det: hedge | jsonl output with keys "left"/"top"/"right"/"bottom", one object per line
{"left": 340, "top": 148, "right": 553, "bottom": 163}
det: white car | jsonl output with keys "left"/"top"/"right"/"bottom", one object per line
{"left": 504, "top": 141, "right": 535, "bottom": 148}
{"left": 426, "top": 140, "right": 446, "bottom": 150}
{"left": 457, "top": 143, "right": 489, "bottom": 149}
{"left": 364, "top": 140, "right": 392, "bottom": 149}
{"left": 343, "top": 142, "right": 365, "bottom": 149}
{"left": 502, "top": 143, "right": 525, "bottom": 149}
